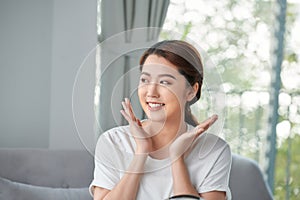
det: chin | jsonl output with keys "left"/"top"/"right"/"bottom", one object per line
{"left": 144, "top": 111, "right": 167, "bottom": 123}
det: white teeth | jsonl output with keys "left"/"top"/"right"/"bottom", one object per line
{"left": 148, "top": 103, "right": 163, "bottom": 108}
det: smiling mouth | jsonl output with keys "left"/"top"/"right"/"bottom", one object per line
{"left": 147, "top": 102, "right": 165, "bottom": 110}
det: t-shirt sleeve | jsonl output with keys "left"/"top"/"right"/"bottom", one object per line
{"left": 89, "top": 134, "right": 120, "bottom": 196}
{"left": 197, "top": 143, "right": 232, "bottom": 199}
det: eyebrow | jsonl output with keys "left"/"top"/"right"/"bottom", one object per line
{"left": 141, "top": 72, "right": 177, "bottom": 80}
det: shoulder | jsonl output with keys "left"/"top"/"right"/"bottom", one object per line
{"left": 197, "top": 133, "right": 231, "bottom": 160}
{"left": 200, "top": 133, "right": 230, "bottom": 151}
{"left": 187, "top": 124, "right": 231, "bottom": 160}
{"left": 95, "top": 125, "right": 135, "bottom": 153}
{"left": 99, "top": 125, "right": 130, "bottom": 141}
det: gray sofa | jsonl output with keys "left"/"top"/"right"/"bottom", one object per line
{"left": 0, "top": 148, "right": 273, "bottom": 200}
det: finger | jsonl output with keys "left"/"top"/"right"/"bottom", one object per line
{"left": 125, "top": 98, "right": 137, "bottom": 121}
{"left": 193, "top": 115, "right": 218, "bottom": 138}
{"left": 137, "top": 119, "right": 142, "bottom": 127}
{"left": 122, "top": 100, "right": 137, "bottom": 121}
{"left": 208, "top": 114, "right": 218, "bottom": 126}
{"left": 193, "top": 126, "right": 206, "bottom": 137}
{"left": 122, "top": 101, "right": 134, "bottom": 122}
{"left": 121, "top": 101, "right": 130, "bottom": 114}
{"left": 125, "top": 98, "right": 134, "bottom": 117}
{"left": 199, "top": 114, "right": 217, "bottom": 126}
{"left": 199, "top": 114, "right": 218, "bottom": 129}
{"left": 120, "top": 110, "right": 131, "bottom": 123}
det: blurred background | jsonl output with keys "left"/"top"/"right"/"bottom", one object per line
{"left": 160, "top": 1, "right": 300, "bottom": 199}
{"left": 0, "top": 0, "right": 299, "bottom": 199}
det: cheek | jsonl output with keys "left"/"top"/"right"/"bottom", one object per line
{"left": 164, "top": 86, "right": 186, "bottom": 101}
{"left": 138, "top": 85, "right": 146, "bottom": 100}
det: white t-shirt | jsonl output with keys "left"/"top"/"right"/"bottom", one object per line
{"left": 89, "top": 125, "right": 232, "bottom": 199}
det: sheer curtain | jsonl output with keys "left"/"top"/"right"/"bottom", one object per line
{"left": 97, "top": 0, "right": 170, "bottom": 133}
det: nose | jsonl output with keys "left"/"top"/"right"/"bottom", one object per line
{"left": 146, "top": 82, "right": 159, "bottom": 98}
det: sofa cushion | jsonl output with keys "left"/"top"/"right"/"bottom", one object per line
{"left": 0, "top": 148, "right": 94, "bottom": 188}
{"left": 0, "top": 177, "right": 92, "bottom": 200}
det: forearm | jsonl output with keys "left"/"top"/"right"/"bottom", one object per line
{"left": 171, "top": 156, "right": 200, "bottom": 197}
{"left": 102, "top": 154, "right": 148, "bottom": 200}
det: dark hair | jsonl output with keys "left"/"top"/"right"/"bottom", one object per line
{"left": 139, "top": 40, "right": 204, "bottom": 126}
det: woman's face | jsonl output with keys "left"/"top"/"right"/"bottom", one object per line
{"left": 138, "top": 54, "right": 195, "bottom": 122}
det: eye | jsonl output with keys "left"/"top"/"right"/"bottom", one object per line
{"left": 160, "top": 80, "right": 171, "bottom": 85}
{"left": 140, "top": 77, "right": 149, "bottom": 84}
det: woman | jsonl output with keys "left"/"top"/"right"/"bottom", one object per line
{"left": 90, "top": 40, "right": 232, "bottom": 200}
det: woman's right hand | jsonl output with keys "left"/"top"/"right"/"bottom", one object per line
{"left": 120, "top": 98, "right": 152, "bottom": 154}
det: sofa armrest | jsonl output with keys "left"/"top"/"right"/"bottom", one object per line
{"left": 229, "top": 154, "right": 273, "bottom": 200}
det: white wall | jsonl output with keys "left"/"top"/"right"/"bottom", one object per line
{"left": 0, "top": 0, "right": 53, "bottom": 148}
{"left": 0, "top": 0, "right": 97, "bottom": 149}
{"left": 49, "top": 0, "right": 97, "bottom": 150}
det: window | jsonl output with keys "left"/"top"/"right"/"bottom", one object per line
{"left": 162, "top": 0, "right": 300, "bottom": 199}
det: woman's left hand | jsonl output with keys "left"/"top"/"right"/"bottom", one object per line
{"left": 169, "top": 115, "right": 218, "bottom": 161}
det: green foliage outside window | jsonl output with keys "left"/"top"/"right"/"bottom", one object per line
{"left": 162, "top": 0, "right": 300, "bottom": 199}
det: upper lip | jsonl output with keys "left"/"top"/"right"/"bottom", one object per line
{"left": 146, "top": 101, "right": 165, "bottom": 105}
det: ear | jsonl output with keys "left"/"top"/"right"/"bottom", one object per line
{"left": 186, "top": 83, "right": 199, "bottom": 102}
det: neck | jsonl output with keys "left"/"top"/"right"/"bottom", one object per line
{"left": 143, "top": 116, "right": 187, "bottom": 159}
